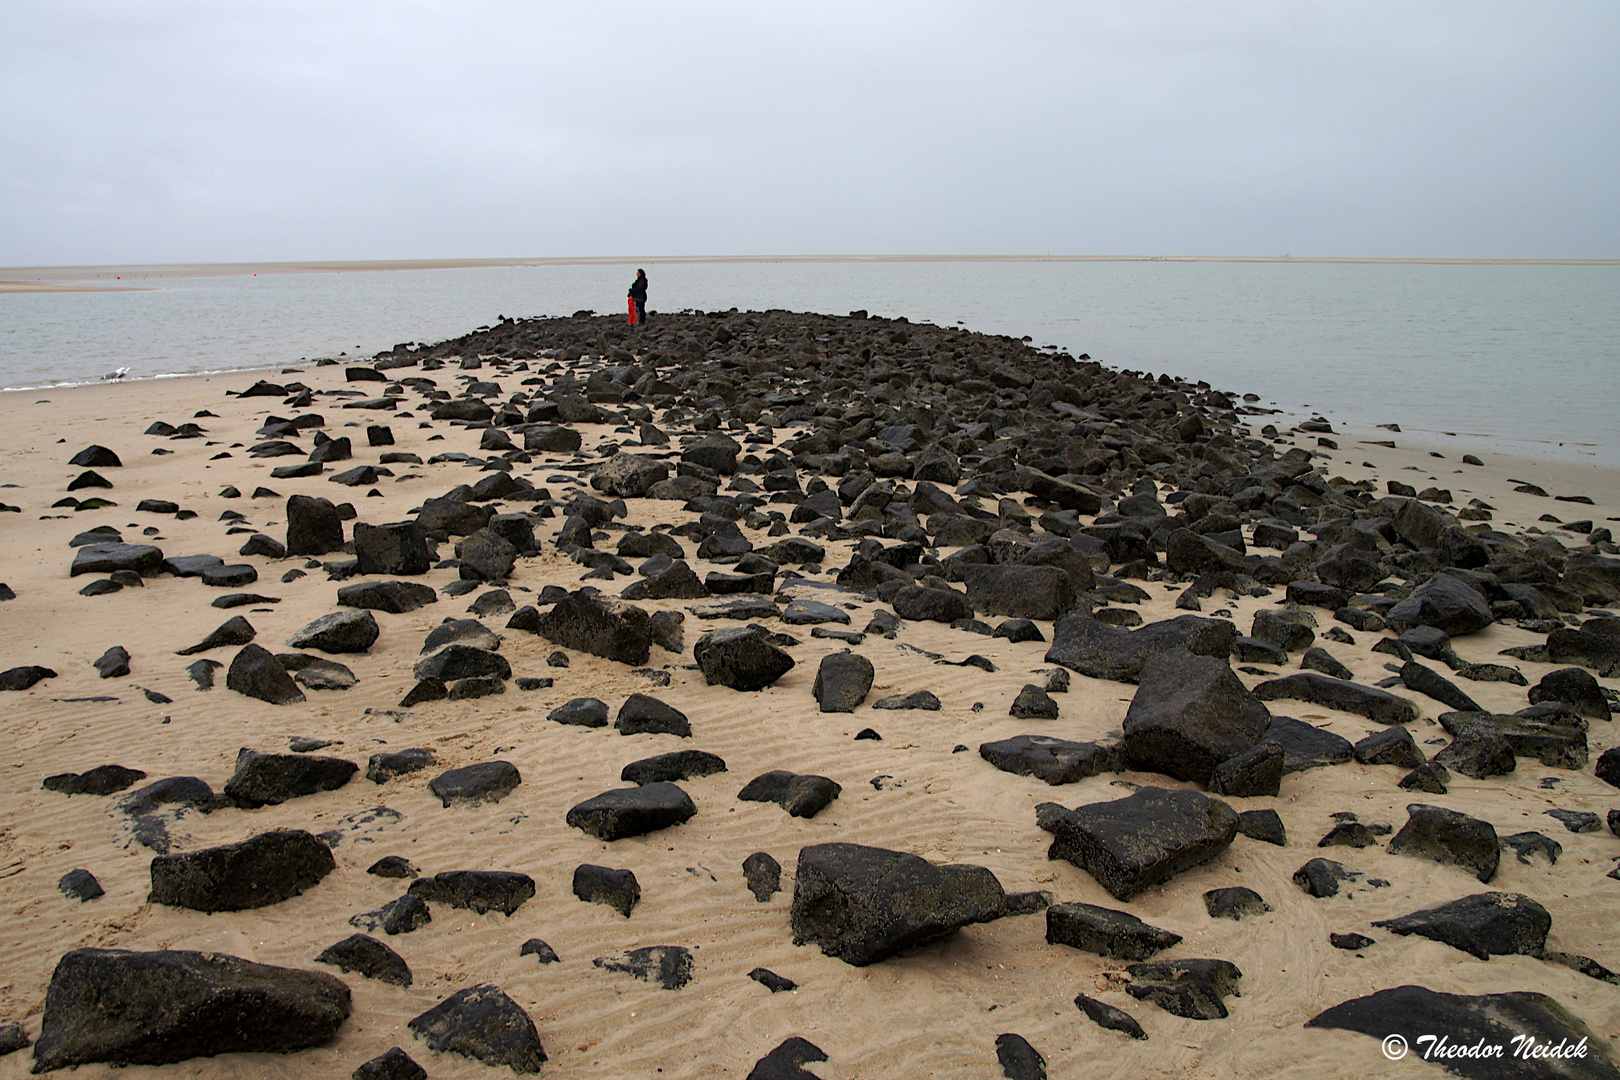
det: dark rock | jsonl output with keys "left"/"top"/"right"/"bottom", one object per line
{"left": 0, "top": 1022, "right": 29, "bottom": 1057}
{"left": 1292, "top": 857, "right": 1357, "bottom": 898}
{"left": 993, "top": 618, "right": 1046, "bottom": 643}
{"left": 1329, "top": 932, "right": 1375, "bottom": 950}
{"left": 1040, "top": 786, "right": 1239, "bottom": 901}
{"left": 1258, "top": 715, "right": 1355, "bottom": 772}
{"left": 549, "top": 696, "right": 609, "bottom": 727}
{"left": 1299, "top": 646, "right": 1355, "bottom": 680}
{"left": 408, "top": 870, "right": 535, "bottom": 915}
{"left": 90, "top": 645, "right": 130, "bottom": 678}
{"left": 592, "top": 452, "right": 669, "bottom": 497}
{"left": 412, "top": 644, "right": 511, "bottom": 681}
{"left": 225, "top": 643, "right": 305, "bottom": 704}
{"left": 874, "top": 690, "right": 942, "bottom": 710}
{"left": 1546, "top": 808, "right": 1600, "bottom": 833}
{"left": 201, "top": 563, "right": 259, "bottom": 587}
{"left": 224, "top": 749, "right": 357, "bottom": 807}
{"left": 1353, "top": 726, "right": 1425, "bottom": 767}
{"left": 1045, "top": 613, "right": 1236, "bottom": 683}
{"left": 1529, "top": 667, "right": 1612, "bottom": 721}
{"left": 1501, "top": 831, "right": 1562, "bottom": 865}
{"left": 1400, "top": 761, "right": 1452, "bottom": 793}
{"left": 746, "top": 1037, "right": 828, "bottom": 1080}
{"left": 352, "top": 1047, "right": 427, "bottom": 1080}
{"left": 212, "top": 592, "right": 278, "bottom": 609}
{"left": 316, "top": 934, "right": 412, "bottom": 986}
{"left": 239, "top": 532, "right": 286, "bottom": 559}
{"left": 1401, "top": 660, "right": 1482, "bottom": 712}
{"left": 567, "top": 781, "right": 697, "bottom": 840}
{"left": 621, "top": 749, "right": 727, "bottom": 785}
{"left": 1252, "top": 672, "right": 1419, "bottom": 724}
{"left": 1122, "top": 648, "right": 1271, "bottom": 783}
{"left": 813, "top": 650, "right": 874, "bottom": 712}
{"left": 572, "top": 863, "right": 640, "bottom": 916}
{"left": 338, "top": 580, "right": 437, "bottom": 613}
{"left": 428, "top": 761, "right": 521, "bottom": 806}
{"left": 739, "top": 770, "right": 842, "bottom": 818}
{"left": 1238, "top": 808, "right": 1287, "bottom": 846}
{"left": 368, "top": 855, "right": 418, "bottom": 878}
{"left": 615, "top": 693, "right": 691, "bottom": 736}
{"left": 1204, "top": 886, "right": 1272, "bottom": 919}
{"left": 407, "top": 984, "right": 546, "bottom": 1073}
{"left": 994, "top": 1032, "right": 1047, "bottom": 1080}
{"left": 420, "top": 617, "right": 500, "bottom": 653}
{"left": 520, "top": 938, "right": 559, "bottom": 963}
{"left": 42, "top": 764, "right": 146, "bottom": 796}
{"left": 1073, "top": 993, "right": 1147, "bottom": 1040}
{"left": 148, "top": 829, "right": 335, "bottom": 911}
{"left": 1207, "top": 741, "right": 1285, "bottom": 797}
{"left": 0, "top": 664, "right": 56, "bottom": 691}
{"left": 891, "top": 584, "right": 974, "bottom": 623}
{"left": 1387, "top": 572, "right": 1494, "bottom": 635}
{"left": 177, "top": 615, "right": 256, "bottom": 655}
{"left": 398, "top": 678, "right": 446, "bottom": 706}
{"left": 353, "top": 520, "right": 432, "bottom": 575}
{"left": 1010, "top": 684, "right": 1060, "bottom": 719}
{"left": 749, "top": 967, "right": 797, "bottom": 993}
{"left": 71, "top": 543, "right": 163, "bottom": 577}
{"left": 1319, "top": 822, "right": 1380, "bottom": 848}
{"left": 1125, "top": 958, "right": 1243, "bottom": 1020}
{"left": 351, "top": 894, "right": 431, "bottom": 936}
{"left": 790, "top": 842, "right": 1014, "bottom": 966}
{"left": 31, "top": 948, "right": 349, "bottom": 1072}
{"left": 744, "top": 851, "right": 782, "bottom": 901}
{"left": 962, "top": 564, "right": 1075, "bottom": 621}
{"left": 58, "top": 868, "right": 104, "bottom": 902}
{"left": 286, "top": 494, "right": 344, "bottom": 556}
{"left": 1388, "top": 803, "right": 1499, "bottom": 882}
{"left": 694, "top": 626, "right": 795, "bottom": 690}
{"left": 69, "top": 444, "right": 121, "bottom": 467}
{"left": 593, "top": 945, "right": 693, "bottom": 990}
{"left": 782, "top": 598, "right": 850, "bottom": 625}
{"left": 533, "top": 589, "right": 652, "bottom": 665}
{"left": 1045, "top": 902, "right": 1182, "bottom": 959}
{"left": 367, "top": 748, "right": 436, "bottom": 783}
{"left": 1373, "top": 892, "right": 1551, "bottom": 960}
{"left": 979, "top": 735, "right": 1121, "bottom": 785}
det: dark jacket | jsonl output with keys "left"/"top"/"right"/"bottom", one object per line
{"left": 629, "top": 274, "right": 648, "bottom": 302}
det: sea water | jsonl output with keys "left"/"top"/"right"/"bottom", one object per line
{"left": 1, "top": 260, "right": 1616, "bottom": 464}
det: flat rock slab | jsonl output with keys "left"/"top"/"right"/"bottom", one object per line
{"left": 782, "top": 598, "right": 851, "bottom": 625}
{"left": 428, "top": 761, "right": 521, "bottom": 806}
{"left": 1373, "top": 892, "right": 1550, "bottom": 960}
{"left": 148, "top": 829, "right": 334, "bottom": 911}
{"left": 1307, "top": 984, "right": 1616, "bottom": 1080}
{"left": 420, "top": 618, "right": 500, "bottom": 653}
{"left": 407, "top": 870, "right": 535, "bottom": 915}
{"left": 738, "top": 770, "right": 842, "bottom": 818}
{"left": 1042, "top": 786, "right": 1238, "bottom": 901}
{"left": 566, "top": 782, "right": 697, "bottom": 840}
{"left": 1045, "top": 613, "right": 1235, "bottom": 683}
{"left": 1252, "top": 672, "right": 1420, "bottom": 724}
{"left": 338, "top": 580, "right": 437, "bottom": 614}
{"left": 224, "top": 749, "right": 357, "bottom": 807}
{"left": 621, "top": 750, "right": 727, "bottom": 785}
{"left": 32, "top": 948, "right": 350, "bottom": 1072}
{"left": 1388, "top": 803, "right": 1500, "bottom": 883}
{"left": 412, "top": 644, "right": 511, "bottom": 682}
{"left": 593, "top": 945, "right": 694, "bottom": 990}
{"left": 70, "top": 543, "right": 164, "bottom": 577}
{"left": 790, "top": 842, "right": 1012, "bottom": 966}
{"left": 979, "top": 735, "right": 1122, "bottom": 785}
{"left": 688, "top": 594, "right": 783, "bottom": 620}
{"left": 1258, "top": 715, "right": 1355, "bottom": 773}
{"left": 407, "top": 984, "right": 546, "bottom": 1074}
{"left": 1125, "top": 958, "right": 1243, "bottom": 1020}
{"left": 1046, "top": 901, "right": 1182, "bottom": 959}
{"left": 43, "top": 764, "right": 146, "bottom": 796}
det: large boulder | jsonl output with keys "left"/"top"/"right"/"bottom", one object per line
{"left": 591, "top": 453, "right": 669, "bottom": 498}
{"left": 31, "top": 948, "right": 349, "bottom": 1071}
{"left": 148, "top": 829, "right": 335, "bottom": 911}
{"left": 1372, "top": 893, "right": 1551, "bottom": 960}
{"left": 693, "top": 626, "right": 795, "bottom": 691}
{"left": 407, "top": 985, "right": 546, "bottom": 1073}
{"left": 223, "top": 749, "right": 357, "bottom": 807}
{"left": 532, "top": 590, "right": 652, "bottom": 665}
{"left": 962, "top": 564, "right": 1075, "bottom": 622}
{"left": 286, "top": 610, "right": 379, "bottom": 654}
{"left": 353, "top": 521, "right": 432, "bottom": 575}
{"left": 1387, "top": 573, "right": 1494, "bottom": 635}
{"left": 1307, "top": 985, "right": 1615, "bottom": 1080}
{"left": 790, "top": 842, "right": 1015, "bottom": 966}
{"left": 1045, "top": 614, "right": 1236, "bottom": 683}
{"left": 1040, "top": 786, "right": 1239, "bottom": 901}
{"left": 1121, "top": 648, "right": 1271, "bottom": 784}
{"left": 285, "top": 495, "right": 344, "bottom": 556}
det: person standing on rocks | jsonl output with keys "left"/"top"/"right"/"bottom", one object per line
{"left": 628, "top": 269, "right": 649, "bottom": 326}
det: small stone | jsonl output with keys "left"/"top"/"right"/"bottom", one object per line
{"left": 316, "top": 934, "right": 412, "bottom": 986}
{"left": 593, "top": 945, "right": 694, "bottom": 990}
{"left": 428, "top": 761, "right": 521, "bottom": 806}
{"left": 743, "top": 851, "right": 782, "bottom": 901}
{"left": 572, "top": 863, "right": 640, "bottom": 916}
{"left": 58, "top": 868, "right": 104, "bottom": 902}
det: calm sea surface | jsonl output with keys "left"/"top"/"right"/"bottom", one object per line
{"left": 2, "top": 261, "right": 1616, "bottom": 464}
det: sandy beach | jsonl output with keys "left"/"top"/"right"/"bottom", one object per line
{"left": 0, "top": 314, "right": 1617, "bottom": 1079}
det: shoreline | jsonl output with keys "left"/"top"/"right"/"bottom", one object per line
{"left": 2, "top": 252, "right": 1617, "bottom": 287}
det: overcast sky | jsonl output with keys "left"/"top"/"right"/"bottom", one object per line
{"left": 3, "top": 1, "right": 1616, "bottom": 265}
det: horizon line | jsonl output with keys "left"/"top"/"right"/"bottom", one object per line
{"left": 3, "top": 252, "right": 1617, "bottom": 288}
